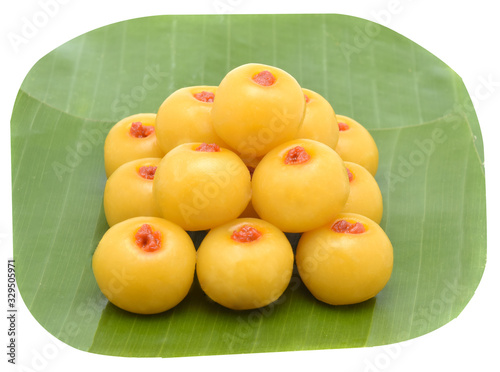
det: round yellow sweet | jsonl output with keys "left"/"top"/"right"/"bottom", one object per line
{"left": 196, "top": 218, "right": 294, "bottom": 310}
{"left": 155, "top": 86, "right": 230, "bottom": 154}
{"left": 104, "top": 113, "right": 164, "bottom": 177}
{"left": 343, "top": 161, "right": 383, "bottom": 223}
{"left": 296, "top": 213, "right": 393, "bottom": 305}
{"left": 103, "top": 158, "right": 162, "bottom": 227}
{"left": 211, "top": 63, "right": 305, "bottom": 160}
{"left": 92, "top": 217, "right": 196, "bottom": 314}
{"left": 296, "top": 88, "right": 339, "bottom": 149}
{"left": 252, "top": 139, "right": 350, "bottom": 233}
{"left": 153, "top": 143, "right": 252, "bottom": 231}
{"left": 335, "top": 115, "right": 379, "bottom": 176}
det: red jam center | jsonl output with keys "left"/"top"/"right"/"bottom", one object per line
{"left": 284, "top": 146, "right": 311, "bottom": 165}
{"left": 331, "top": 220, "right": 366, "bottom": 234}
{"left": 193, "top": 91, "right": 215, "bottom": 102}
{"left": 338, "top": 122, "right": 350, "bottom": 131}
{"left": 346, "top": 167, "right": 354, "bottom": 182}
{"left": 138, "top": 166, "right": 157, "bottom": 180}
{"left": 252, "top": 70, "right": 276, "bottom": 86}
{"left": 304, "top": 94, "right": 310, "bottom": 103}
{"left": 231, "top": 225, "right": 262, "bottom": 243}
{"left": 195, "top": 143, "right": 221, "bottom": 152}
{"left": 135, "top": 224, "right": 162, "bottom": 252}
{"left": 130, "top": 122, "right": 155, "bottom": 138}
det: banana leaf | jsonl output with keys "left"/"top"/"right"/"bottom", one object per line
{"left": 11, "top": 14, "right": 486, "bottom": 357}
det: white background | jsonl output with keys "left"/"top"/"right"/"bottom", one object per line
{"left": 1, "top": 0, "right": 499, "bottom": 371}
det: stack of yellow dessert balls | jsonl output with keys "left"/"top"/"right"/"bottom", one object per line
{"left": 92, "top": 63, "right": 393, "bottom": 315}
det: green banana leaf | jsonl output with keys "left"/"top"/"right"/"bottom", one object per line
{"left": 11, "top": 14, "right": 486, "bottom": 357}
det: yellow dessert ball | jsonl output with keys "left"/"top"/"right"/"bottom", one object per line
{"left": 296, "top": 88, "right": 339, "bottom": 149}
{"left": 296, "top": 213, "right": 393, "bottom": 305}
{"left": 196, "top": 218, "right": 294, "bottom": 310}
{"left": 153, "top": 143, "right": 252, "bottom": 231}
{"left": 92, "top": 217, "right": 196, "bottom": 314}
{"left": 211, "top": 63, "right": 306, "bottom": 160}
{"left": 104, "top": 113, "right": 164, "bottom": 177}
{"left": 103, "top": 158, "right": 162, "bottom": 227}
{"left": 335, "top": 115, "right": 379, "bottom": 176}
{"left": 155, "top": 86, "right": 230, "bottom": 154}
{"left": 343, "top": 162, "right": 383, "bottom": 224}
{"left": 252, "top": 139, "right": 350, "bottom": 233}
